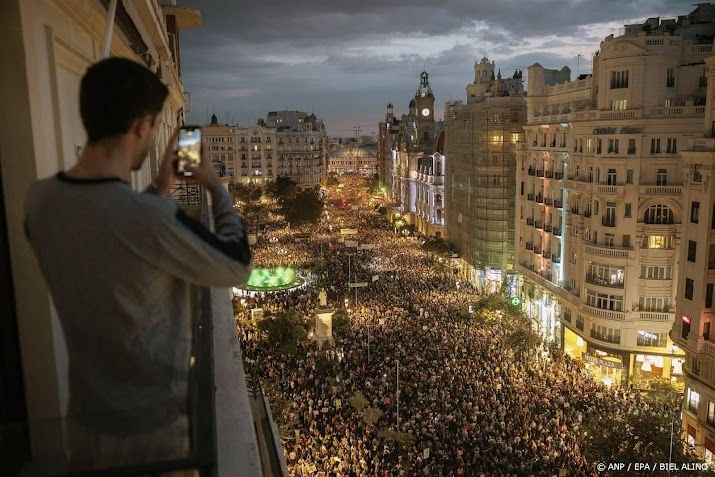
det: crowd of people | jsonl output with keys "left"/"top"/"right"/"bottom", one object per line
{"left": 234, "top": 181, "right": 667, "bottom": 476}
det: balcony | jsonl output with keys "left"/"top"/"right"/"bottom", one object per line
{"left": 525, "top": 242, "right": 534, "bottom": 250}
{"left": 553, "top": 228, "right": 562, "bottom": 236}
{"left": 527, "top": 193, "right": 535, "bottom": 201}
{"left": 535, "top": 195, "right": 544, "bottom": 204}
{"left": 542, "top": 249, "right": 551, "bottom": 258}
{"left": 583, "top": 304, "right": 626, "bottom": 321}
{"left": 638, "top": 312, "right": 674, "bottom": 322}
{"left": 554, "top": 172, "right": 564, "bottom": 180}
{"left": 551, "top": 253, "right": 561, "bottom": 263}
{"left": 595, "top": 184, "right": 623, "bottom": 196}
{"left": 553, "top": 200, "right": 563, "bottom": 209}
{"left": 527, "top": 167, "right": 536, "bottom": 176}
{"left": 533, "top": 246, "right": 542, "bottom": 255}
{"left": 543, "top": 224, "right": 553, "bottom": 232}
{"left": 639, "top": 185, "right": 683, "bottom": 197}
{"left": 584, "top": 242, "right": 631, "bottom": 259}
{"left": 536, "top": 170, "right": 545, "bottom": 177}
{"left": 526, "top": 217, "right": 535, "bottom": 226}
{"left": 545, "top": 170, "right": 554, "bottom": 179}
{"left": 544, "top": 197, "right": 553, "bottom": 206}
{"left": 534, "top": 220, "right": 543, "bottom": 229}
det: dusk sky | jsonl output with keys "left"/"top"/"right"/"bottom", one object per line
{"left": 180, "top": 0, "right": 693, "bottom": 137}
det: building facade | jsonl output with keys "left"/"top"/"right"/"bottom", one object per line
{"left": 385, "top": 72, "right": 439, "bottom": 232}
{"left": 328, "top": 144, "right": 378, "bottom": 176}
{"left": 0, "top": 0, "right": 199, "bottom": 462}
{"left": 517, "top": 7, "right": 715, "bottom": 387}
{"left": 204, "top": 114, "right": 238, "bottom": 178}
{"left": 673, "top": 9, "right": 715, "bottom": 459}
{"left": 263, "top": 110, "right": 327, "bottom": 187}
{"left": 414, "top": 132, "right": 446, "bottom": 237}
{"left": 444, "top": 58, "right": 526, "bottom": 291}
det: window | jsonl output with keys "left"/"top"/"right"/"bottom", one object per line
{"left": 587, "top": 289, "right": 623, "bottom": 311}
{"left": 576, "top": 315, "right": 584, "bottom": 331}
{"left": 707, "top": 284, "right": 714, "bottom": 309}
{"left": 623, "top": 235, "right": 630, "bottom": 248}
{"left": 709, "top": 402, "right": 715, "bottom": 426}
{"left": 641, "top": 266, "right": 672, "bottom": 279}
{"left": 608, "top": 139, "right": 619, "bottom": 153}
{"left": 639, "top": 296, "right": 671, "bottom": 312}
{"left": 610, "top": 70, "right": 629, "bottom": 89}
{"left": 605, "top": 233, "right": 615, "bottom": 247}
{"left": 644, "top": 204, "right": 673, "bottom": 224}
{"left": 627, "top": 139, "right": 636, "bottom": 155}
{"left": 651, "top": 138, "right": 661, "bottom": 154}
{"left": 656, "top": 169, "right": 667, "bottom": 185}
{"left": 590, "top": 324, "right": 621, "bottom": 344}
{"left": 688, "top": 388, "right": 700, "bottom": 414}
{"left": 588, "top": 263, "right": 625, "bottom": 286}
{"left": 637, "top": 330, "right": 667, "bottom": 347}
{"left": 686, "top": 278, "right": 695, "bottom": 300}
{"left": 610, "top": 99, "right": 628, "bottom": 110}
{"left": 692, "top": 202, "right": 700, "bottom": 224}
{"left": 694, "top": 164, "right": 703, "bottom": 183}
{"left": 666, "top": 68, "right": 675, "bottom": 88}
{"left": 688, "top": 241, "right": 697, "bottom": 262}
{"left": 596, "top": 139, "right": 602, "bottom": 154}
{"left": 626, "top": 170, "right": 634, "bottom": 184}
{"left": 667, "top": 138, "right": 677, "bottom": 154}
{"left": 644, "top": 235, "right": 673, "bottom": 249}
{"left": 604, "top": 203, "right": 616, "bottom": 227}
{"left": 625, "top": 204, "right": 632, "bottom": 218}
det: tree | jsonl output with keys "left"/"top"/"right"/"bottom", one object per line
{"left": 332, "top": 308, "right": 350, "bottom": 330}
{"left": 230, "top": 182, "right": 262, "bottom": 204}
{"left": 266, "top": 176, "right": 298, "bottom": 202}
{"left": 582, "top": 396, "right": 711, "bottom": 476}
{"left": 280, "top": 186, "right": 324, "bottom": 227}
{"left": 367, "top": 173, "right": 381, "bottom": 193}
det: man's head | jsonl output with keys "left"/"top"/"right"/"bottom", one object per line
{"left": 80, "top": 57, "right": 169, "bottom": 170}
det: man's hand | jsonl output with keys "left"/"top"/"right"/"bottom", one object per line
{"left": 153, "top": 128, "right": 182, "bottom": 196}
{"left": 186, "top": 142, "right": 221, "bottom": 189}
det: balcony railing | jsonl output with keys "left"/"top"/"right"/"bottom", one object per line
{"left": 536, "top": 170, "right": 545, "bottom": 177}
{"left": 525, "top": 242, "right": 534, "bottom": 250}
{"left": 533, "top": 246, "right": 542, "bottom": 255}
{"left": 553, "top": 200, "right": 563, "bottom": 209}
{"left": 544, "top": 198, "right": 553, "bottom": 206}
{"left": 553, "top": 228, "right": 562, "bottom": 236}
{"left": 527, "top": 193, "right": 535, "bottom": 201}
{"left": 527, "top": 168, "right": 536, "bottom": 176}
{"left": 526, "top": 217, "right": 534, "bottom": 226}
{"left": 535, "top": 195, "right": 544, "bottom": 203}
{"left": 638, "top": 312, "right": 674, "bottom": 322}
{"left": 639, "top": 185, "right": 682, "bottom": 196}
{"left": 583, "top": 304, "right": 626, "bottom": 321}
{"left": 551, "top": 254, "right": 561, "bottom": 263}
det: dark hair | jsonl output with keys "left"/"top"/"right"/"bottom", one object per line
{"left": 80, "top": 57, "right": 169, "bottom": 143}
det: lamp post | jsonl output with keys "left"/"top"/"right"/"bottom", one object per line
{"left": 396, "top": 359, "right": 400, "bottom": 431}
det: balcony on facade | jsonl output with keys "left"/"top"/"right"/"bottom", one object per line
{"left": 583, "top": 241, "right": 632, "bottom": 259}
{"left": 639, "top": 184, "right": 683, "bottom": 197}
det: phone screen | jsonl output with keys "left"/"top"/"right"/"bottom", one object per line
{"left": 177, "top": 127, "right": 202, "bottom": 176}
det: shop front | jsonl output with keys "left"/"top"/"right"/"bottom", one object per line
{"left": 631, "top": 350, "right": 685, "bottom": 389}
{"left": 582, "top": 348, "right": 627, "bottom": 387}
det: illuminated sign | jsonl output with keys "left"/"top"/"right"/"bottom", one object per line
{"left": 683, "top": 315, "right": 691, "bottom": 324}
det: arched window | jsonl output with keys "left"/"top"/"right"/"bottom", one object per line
{"left": 435, "top": 194, "right": 442, "bottom": 206}
{"left": 644, "top": 204, "right": 674, "bottom": 224}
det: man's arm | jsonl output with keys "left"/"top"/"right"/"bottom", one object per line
{"left": 150, "top": 186, "right": 252, "bottom": 287}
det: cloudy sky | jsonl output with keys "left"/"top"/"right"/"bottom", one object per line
{"left": 180, "top": 0, "right": 694, "bottom": 137}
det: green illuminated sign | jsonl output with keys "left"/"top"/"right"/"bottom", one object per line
{"left": 246, "top": 267, "right": 297, "bottom": 290}
{"left": 511, "top": 297, "right": 521, "bottom": 306}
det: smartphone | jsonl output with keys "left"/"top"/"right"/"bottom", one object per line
{"left": 176, "top": 126, "right": 202, "bottom": 176}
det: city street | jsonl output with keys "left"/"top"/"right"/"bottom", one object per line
{"left": 234, "top": 178, "right": 678, "bottom": 477}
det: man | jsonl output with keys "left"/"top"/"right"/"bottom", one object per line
{"left": 24, "top": 57, "right": 252, "bottom": 468}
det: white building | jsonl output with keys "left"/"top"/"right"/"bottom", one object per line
{"left": 328, "top": 144, "right": 378, "bottom": 176}
{"left": 515, "top": 6, "right": 715, "bottom": 386}
{"left": 415, "top": 136, "right": 446, "bottom": 238}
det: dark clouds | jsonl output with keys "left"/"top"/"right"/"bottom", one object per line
{"left": 179, "top": 0, "right": 694, "bottom": 135}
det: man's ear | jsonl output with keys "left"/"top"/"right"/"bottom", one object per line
{"left": 130, "top": 114, "right": 155, "bottom": 141}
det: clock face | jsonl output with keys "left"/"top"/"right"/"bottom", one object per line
{"left": 421, "top": 108, "right": 430, "bottom": 117}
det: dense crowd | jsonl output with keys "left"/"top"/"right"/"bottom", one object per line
{"left": 234, "top": 182, "right": 664, "bottom": 476}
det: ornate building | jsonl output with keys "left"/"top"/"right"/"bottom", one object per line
{"left": 444, "top": 58, "right": 526, "bottom": 291}
{"left": 328, "top": 143, "right": 378, "bottom": 176}
{"left": 516, "top": 6, "right": 715, "bottom": 388}
{"left": 383, "top": 72, "right": 439, "bottom": 232}
{"left": 414, "top": 132, "right": 446, "bottom": 237}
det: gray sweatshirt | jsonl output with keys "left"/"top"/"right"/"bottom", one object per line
{"left": 24, "top": 172, "right": 252, "bottom": 435}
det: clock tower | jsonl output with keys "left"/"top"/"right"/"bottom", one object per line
{"left": 414, "top": 71, "right": 435, "bottom": 151}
